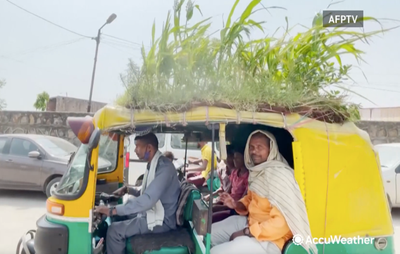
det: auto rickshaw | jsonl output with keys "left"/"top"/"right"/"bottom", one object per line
{"left": 16, "top": 104, "right": 395, "bottom": 254}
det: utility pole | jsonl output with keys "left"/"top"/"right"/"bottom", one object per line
{"left": 87, "top": 13, "right": 117, "bottom": 113}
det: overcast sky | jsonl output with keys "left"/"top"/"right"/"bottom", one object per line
{"left": 1, "top": 0, "right": 399, "bottom": 111}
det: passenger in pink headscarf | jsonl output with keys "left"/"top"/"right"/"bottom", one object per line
{"left": 210, "top": 146, "right": 249, "bottom": 223}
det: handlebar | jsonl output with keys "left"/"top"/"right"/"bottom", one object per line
{"left": 95, "top": 192, "right": 120, "bottom": 204}
{"left": 92, "top": 192, "right": 119, "bottom": 231}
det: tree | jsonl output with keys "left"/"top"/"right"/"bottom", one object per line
{"left": 0, "top": 79, "right": 6, "bottom": 110}
{"left": 34, "top": 91, "right": 50, "bottom": 111}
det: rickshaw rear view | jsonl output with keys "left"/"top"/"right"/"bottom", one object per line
{"left": 16, "top": 104, "right": 395, "bottom": 254}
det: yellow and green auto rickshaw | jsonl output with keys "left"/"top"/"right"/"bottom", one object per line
{"left": 16, "top": 104, "right": 394, "bottom": 254}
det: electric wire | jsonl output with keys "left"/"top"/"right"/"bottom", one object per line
{"left": 6, "top": 0, "right": 92, "bottom": 39}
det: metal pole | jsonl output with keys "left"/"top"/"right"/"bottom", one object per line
{"left": 183, "top": 133, "right": 188, "bottom": 176}
{"left": 86, "top": 14, "right": 116, "bottom": 113}
{"left": 87, "top": 28, "right": 102, "bottom": 113}
{"left": 206, "top": 123, "right": 216, "bottom": 253}
{"left": 87, "top": 20, "right": 108, "bottom": 113}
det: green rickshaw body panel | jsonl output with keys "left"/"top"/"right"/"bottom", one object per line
{"left": 142, "top": 247, "right": 190, "bottom": 254}
{"left": 126, "top": 189, "right": 205, "bottom": 254}
{"left": 46, "top": 216, "right": 91, "bottom": 254}
{"left": 126, "top": 229, "right": 205, "bottom": 254}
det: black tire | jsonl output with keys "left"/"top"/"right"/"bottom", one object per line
{"left": 45, "top": 177, "right": 61, "bottom": 198}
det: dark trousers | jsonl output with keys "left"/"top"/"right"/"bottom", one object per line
{"left": 212, "top": 209, "right": 238, "bottom": 223}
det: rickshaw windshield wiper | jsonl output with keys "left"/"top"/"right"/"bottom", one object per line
{"left": 56, "top": 176, "right": 83, "bottom": 193}
{"left": 68, "top": 151, "right": 75, "bottom": 164}
{"left": 86, "top": 156, "right": 93, "bottom": 170}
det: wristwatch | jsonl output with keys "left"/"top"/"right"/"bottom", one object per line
{"left": 109, "top": 206, "right": 116, "bottom": 217}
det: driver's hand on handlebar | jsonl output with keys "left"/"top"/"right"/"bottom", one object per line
{"left": 94, "top": 205, "right": 109, "bottom": 215}
{"left": 112, "top": 185, "right": 128, "bottom": 197}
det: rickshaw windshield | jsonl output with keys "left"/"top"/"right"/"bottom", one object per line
{"left": 55, "top": 143, "right": 90, "bottom": 196}
{"left": 55, "top": 133, "right": 119, "bottom": 197}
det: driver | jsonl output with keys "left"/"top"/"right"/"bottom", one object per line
{"left": 94, "top": 132, "right": 181, "bottom": 254}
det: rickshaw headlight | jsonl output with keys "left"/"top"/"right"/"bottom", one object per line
{"left": 374, "top": 237, "right": 388, "bottom": 250}
{"left": 46, "top": 200, "right": 65, "bottom": 216}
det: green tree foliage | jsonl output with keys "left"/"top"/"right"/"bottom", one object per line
{"left": 117, "top": 0, "right": 396, "bottom": 122}
{"left": 34, "top": 91, "right": 50, "bottom": 111}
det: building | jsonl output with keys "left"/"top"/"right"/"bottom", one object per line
{"left": 46, "top": 96, "right": 107, "bottom": 113}
{"left": 359, "top": 107, "right": 400, "bottom": 122}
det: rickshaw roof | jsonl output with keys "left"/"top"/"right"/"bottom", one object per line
{"left": 93, "top": 104, "right": 370, "bottom": 142}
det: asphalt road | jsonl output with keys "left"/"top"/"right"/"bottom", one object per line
{"left": 1, "top": 190, "right": 400, "bottom": 254}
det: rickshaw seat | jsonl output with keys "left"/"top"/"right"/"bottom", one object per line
{"left": 126, "top": 189, "right": 201, "bottom": 254}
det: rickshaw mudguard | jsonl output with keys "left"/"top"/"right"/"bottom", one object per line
{"left": 32, "top": 214, "right": 69, "bottom": 254}
{"left": 44, "top": 214, "right": 92, "bottom": 254}
{"left": 282, "top": 236, "right": 395, "bottom": 254}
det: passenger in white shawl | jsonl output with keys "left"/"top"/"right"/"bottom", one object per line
{"left": 210, "top": 130, "right": 317, "bottom": 254}
{"left": 244, "top": 130, "right": 318, "bottom": 254}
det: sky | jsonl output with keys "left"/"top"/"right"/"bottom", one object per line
{"left": 1, "top": 0, "right": 399, "bottom": 111}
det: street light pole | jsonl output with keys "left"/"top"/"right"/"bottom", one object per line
{"left": 87, "top": 13, "right": 117, "bottom": 113}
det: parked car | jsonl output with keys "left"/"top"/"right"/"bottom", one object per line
{"left": 0, "top": 134, "right": 78, "bottom": 197}
{"left": 375, "top": 143, "right": 400, "bottom": 211}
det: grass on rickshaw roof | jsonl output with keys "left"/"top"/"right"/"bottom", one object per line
{"left": 115, "top": 0, "right": 398, "bottom": 124}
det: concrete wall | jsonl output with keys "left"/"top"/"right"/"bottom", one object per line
{"left": 1, "top": 111, "right": 400, "bottom": 147}
{"left": 0, "top": 111, "right": 93, "bottom": 146}
{"left": 46, "top": 96, "right": 107, "bottom": 113}
{"left": 359, "top": 107, "right": 400, "bottom": 122}
{"left": 356, "top": 121, "right": 400, "bottom": 145}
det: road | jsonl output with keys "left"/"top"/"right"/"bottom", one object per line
{"left": 1, "top": 190, "right": 400, "bottom": 254}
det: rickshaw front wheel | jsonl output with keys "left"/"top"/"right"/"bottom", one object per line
{"left": 20, "top": 239, "right": 35, "bottom": 254}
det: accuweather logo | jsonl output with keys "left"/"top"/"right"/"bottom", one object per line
{"left": 292, "top": 234, "right": 374, "bottom": 245}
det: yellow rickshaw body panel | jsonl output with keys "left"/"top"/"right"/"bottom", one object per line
{"left": 96, "top": 135, "right": 125, "bottom": 183}
{"left": 292, "top": 127, "right": 393, "bottom": 239}
{"left": 48, "top": 143, "right": 99, "bottom": 217}
{"left": 91, "top": 104, "right": 393, "bottom": 240}
{"left": 49, "top": 123, "right": 124, "bottom": 218}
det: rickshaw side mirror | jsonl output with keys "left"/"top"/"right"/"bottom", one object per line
{"left": 88, "top": 128, "right": 101, "bottom": 150}
{"left": 67, "top": 116, "right": 94, "bottom": 144}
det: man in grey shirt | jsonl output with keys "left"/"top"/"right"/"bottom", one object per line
{"left": 94, "top": 132, "right": 181, "bottom": 254}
